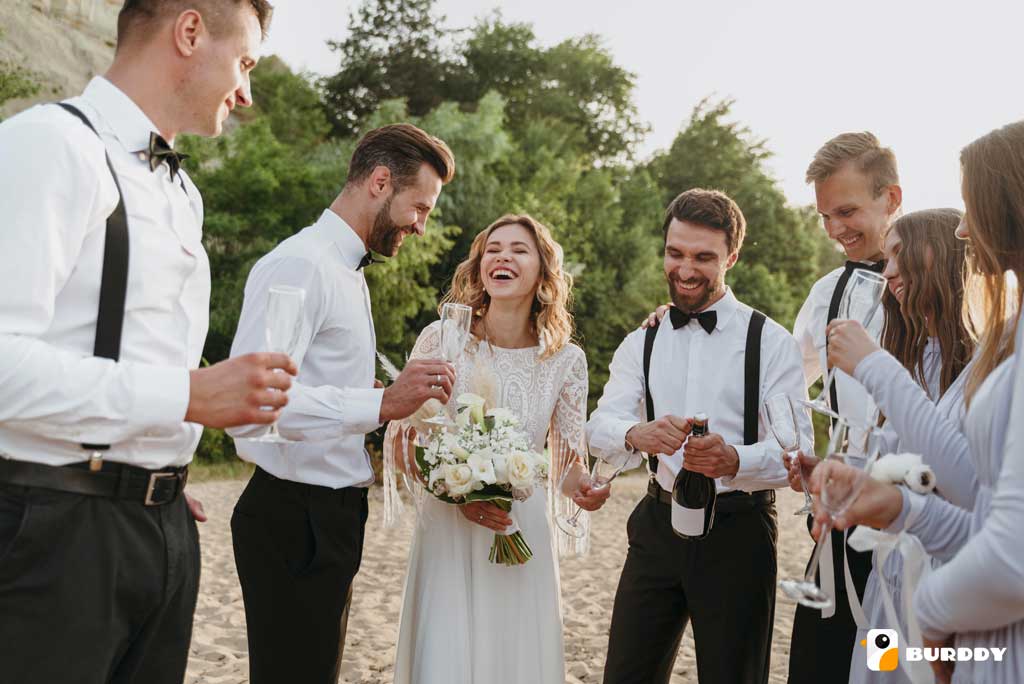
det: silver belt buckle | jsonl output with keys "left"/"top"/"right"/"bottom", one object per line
{"left": 144, "top": 471, "right": 179, "bottom": 506}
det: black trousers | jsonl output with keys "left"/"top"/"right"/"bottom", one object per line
{"left": 604, "top": 493, "right": 778, "bottom": 684}
{"left": 787, "top": 525, "right": 872, "bottom": 683}
{"left": 231, "top": 467, "right": 369, "bottom": 684}
{"left": 0, "top": 481, "right": 200, "bottom": 684}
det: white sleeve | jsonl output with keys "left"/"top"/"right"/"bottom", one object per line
{"left": 724, "top": 326, "right": 814, "bottom": 491}
{"left": 793, "top": 287, "right": 825, "bottom": 387}
{"left": 913, "top": 333, "right": 1024, "bottom": 640}
{"left": 0, "top": 114, "right": 190, "bottom": 445}
{"left": 854, "top": 350, "right": 977, "bottom": 510}
{"left": 585, "top": 329, "right": 646, "bottom": 470}
{"left": 226, "top": 255, "right": 382, "bottom": 441}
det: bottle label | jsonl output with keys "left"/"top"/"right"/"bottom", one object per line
{"left": 671, "top": 499, "right": 706, "bottom": 537}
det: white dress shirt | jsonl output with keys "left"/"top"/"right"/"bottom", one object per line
{"left": 587, "top": 288, "right": 812, "bottom": 494}
{"left": 793, "top": 264, "right": 884, "bottom": 453}
{"left": 228, "top": 209, "right": 384, "bottom": 489}
{"left": 0, "top": 77, "right": 207, "bottom": 469}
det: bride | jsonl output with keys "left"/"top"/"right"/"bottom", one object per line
{"left": 383, "top": 214, "right": 609, "bottom": 683}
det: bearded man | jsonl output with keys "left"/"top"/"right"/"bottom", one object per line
{"left": 227, "top": 123, "right": 456, "bottom": 684}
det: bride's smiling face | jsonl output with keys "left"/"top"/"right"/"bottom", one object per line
{"left": 480, "top": 223, "right": 541, "bottom": 303}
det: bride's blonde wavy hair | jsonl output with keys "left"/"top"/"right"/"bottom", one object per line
{"left": 441, "top": 214, "right": 575, "bottom": 359}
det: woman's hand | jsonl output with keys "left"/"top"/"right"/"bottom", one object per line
{"left": 807, "top": 462, "right": 905, "bottom": 538}
{"left": 783, "top": 450, "right": 817, "bottom": 493}
{"left": 640, "top": 303, "right": 672, "bottom": 329}
{"left": 826, "top": 319, "right": 880, "bottom": 376}
{"left": 460, "top": 501, "right": 513, "bottom": 532}
{"left": 923, "top": 635, "right": 956, "bottom": 683}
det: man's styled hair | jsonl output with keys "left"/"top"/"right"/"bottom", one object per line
{"left": 662, "top": 188, "right": 747, "bottom": 254}
{"left": 805, "top": 131, "right": 899, "bottom": 197}
{"left": 116, "top": 0, "right": 274, "bottom": 49}
{"left": 345, "top": 124, "right": 456, "bottom": 191}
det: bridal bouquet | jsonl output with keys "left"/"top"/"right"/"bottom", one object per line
{"left": 414, "top": 393, "right": 549, "bottom": 566}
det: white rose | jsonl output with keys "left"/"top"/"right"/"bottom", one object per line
{"left": 467, "top": 453, "right": 497, "bottom": 485}
{"left": 507, "top": 451, "right": 536, "bottom": 489}
{"left": 444, "top": 463, "right": 475, "bottom": 497}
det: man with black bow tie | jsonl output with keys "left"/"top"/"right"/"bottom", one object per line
{"left": 227, "top": 124, "right": 457, "bottom": 684}
{"left": 0, "top": 2, "right": 294, "bottom": 683}
{"left": 588, "top": 189, "right": 811, "bottom": 683}
{"left": 786, "top": 131, "right": 902, "bottom": 684}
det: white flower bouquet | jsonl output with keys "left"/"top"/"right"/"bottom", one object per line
{"left": 415, "top": 393, "right": 549, "bottom": 566}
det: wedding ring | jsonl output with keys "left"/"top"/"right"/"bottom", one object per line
{"left": 436, "top": 374, "right": 442, "bottom": 385}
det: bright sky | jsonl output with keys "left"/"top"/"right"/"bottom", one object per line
{"left": 263, "top": 0, "right": 1023, "bottom": 212}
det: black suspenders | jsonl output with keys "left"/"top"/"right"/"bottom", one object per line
{"left": 642, "top": 309, "right": 766, "bottom": 474}
{"left": 56, "top": 102, "right": 130, "bottom": 465}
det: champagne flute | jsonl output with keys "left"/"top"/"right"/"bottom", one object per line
{"left": 779, "top": 421, "right": 882, "bottom": 608}
{"left": 763, "top": 393, "right": 812, "bottom": 515}
{"left": 254, "top": 285, "right": 306, "bottom": 443}
{"left": 423, "top": 303, "right": 473, "bottom": 428}
{"left": 556, "top": 449, "right": 631, "bottom": 538}
{"left": 801, "top": 269, "right": 888, "bottom": 419}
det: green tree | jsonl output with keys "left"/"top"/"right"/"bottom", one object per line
{"left": 320, "top": 0, "right": 457, "bottom": 137}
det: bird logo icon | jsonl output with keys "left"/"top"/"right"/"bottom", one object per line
{"left": 862, "top": 629, "right": 899, "bottom": 671}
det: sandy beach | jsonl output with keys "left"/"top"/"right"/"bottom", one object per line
{"left": 185, "top": 472, "right": 814, "bottom": 684}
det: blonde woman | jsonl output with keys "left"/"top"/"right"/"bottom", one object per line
{"left": 384, "top": 215, "right": 608, "bottom": 684}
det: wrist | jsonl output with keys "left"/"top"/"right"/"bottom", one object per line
{"left": 624, "top": 424, "right": 640, "bottom": 453}
{"left": 727, "top": 446, "right": 740, "bottom": 477}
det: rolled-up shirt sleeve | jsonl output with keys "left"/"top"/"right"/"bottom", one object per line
{"left": 0, "top": 115, "right": 190, "bottom": 444}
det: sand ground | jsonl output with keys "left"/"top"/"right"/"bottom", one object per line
{"left": 185, "top": 473, "right": 815, "bottom": 684}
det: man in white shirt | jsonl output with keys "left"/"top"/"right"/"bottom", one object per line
{"left": 227, "top": 123, "right": 457, "bottom": 684}
{"left": 787, "top": 132, "right": 902, "bottom": 684}
{"left": 0, "top": 3, "right": 295, "bottom": 684}
{"left": 588, "top": 189, "right": 812, "bottom": 683}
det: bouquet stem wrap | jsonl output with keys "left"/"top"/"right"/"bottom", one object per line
{"left": 487, "top": 499, "right": 533, "bottom": 566}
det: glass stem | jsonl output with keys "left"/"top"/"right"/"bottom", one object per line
{"left": 804, "top": 520, "right": 834, "bottom": 584}
{"left": 815, "top": 367, "right": 837, "bottom": 406}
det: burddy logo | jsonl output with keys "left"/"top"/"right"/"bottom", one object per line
{"left": 862, "top": 627, "right": 1009, "bottom": 670}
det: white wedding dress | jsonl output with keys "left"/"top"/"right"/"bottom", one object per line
{"left": 384, "top": 321, "right": 590, "bottom": 684}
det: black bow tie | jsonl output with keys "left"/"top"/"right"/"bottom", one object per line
{"left": 669, "top": 307, "right": 717, "bottom": 334}
{"left": 845, "top": 259, "right": 886, "bottom": 274}
{"left": 147, "top": 132, "right": 189, "bottom": 179}
{"left": 357, "top": 252, "right": 380, "bottom": 270}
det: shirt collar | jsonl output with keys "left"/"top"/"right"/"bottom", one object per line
{"left": 700, "top": 287, "right": 739, "bottom": 332}
{"left": 315, "top": 209, "right": 369, "bottom": 270}
{"left": 81, "top": 76, "right": 165, "bottom": 154}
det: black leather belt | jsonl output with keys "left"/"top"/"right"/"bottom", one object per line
{"left": 646, "top": 478, "right": 774, "bottom": 512}
{"left": 0, "top": 457, "right": 188, "bottom": 506}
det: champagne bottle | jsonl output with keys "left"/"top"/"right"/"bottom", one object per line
{"left": 670, "top": 413, "right": 717, "bottom": 539}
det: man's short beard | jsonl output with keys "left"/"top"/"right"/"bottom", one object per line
{"left": 669, "top": 276, "right": 724, "bottom": 314}
{"left": 367, "top": 196, "right": 412, "bottom": 257}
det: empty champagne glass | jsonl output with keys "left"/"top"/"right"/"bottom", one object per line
{"left": 254, "top": 285, "right": 306, "bottom": 443}
{"left": 763, "top": 393, "right": 812, "bottom": 515}
{"left": 423, "top": 303, "right": 473, "bottom": 428}
{"left": 779, "top": 420, "right": 882, "bottom": 608}
{"left": 556, "top": 449, "right": 631, "bottom": 538}
{"left": 801, "top": 269, "right": 888, "bottom": 419}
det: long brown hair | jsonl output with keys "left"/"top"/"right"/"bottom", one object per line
{"left": 880, "top": 209, "right": 973, "bottom": 398}
{"left": 441, "top": 214, "right": 574, "bottom": 359}
{"left": 960, "top": 121, "right": 1024, "bottom": 405}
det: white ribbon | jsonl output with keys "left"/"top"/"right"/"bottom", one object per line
{"left": 848, "top": 526, "right": 934, "bottom": 684}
